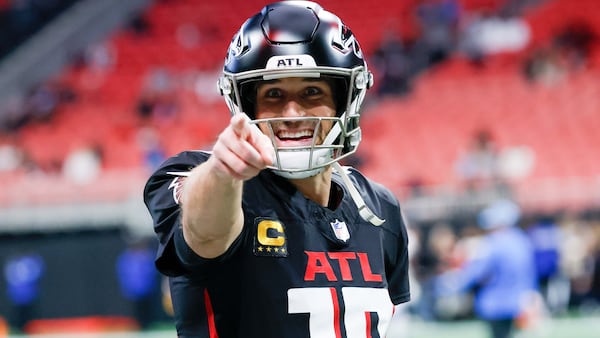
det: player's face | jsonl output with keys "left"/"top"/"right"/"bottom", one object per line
{"left": 255, "top": 77, "right": 337, "bottom": 148}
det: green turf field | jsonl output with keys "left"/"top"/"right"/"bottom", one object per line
{"left": 387, "top": 314, "right": 600, "bottom": 338}
{"left": 6, "top": 314, "right": 599, "bottom": 337}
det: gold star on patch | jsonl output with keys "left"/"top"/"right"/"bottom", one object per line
{"left": 258, "top": 246, "right": 264, "bottom": 252}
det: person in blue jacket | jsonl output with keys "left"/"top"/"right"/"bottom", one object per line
{"left": 116, "top": 239, "right": 160, "bottom": 329}
{"left": 436, "top": 199, "right": 537, "bottom": 338}
{"left": 3, "top": 252, "right": 45, "bottom": 332}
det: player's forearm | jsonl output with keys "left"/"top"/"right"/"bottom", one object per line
{"left": 180, "top": 157, "right": 244, "bottom": 258}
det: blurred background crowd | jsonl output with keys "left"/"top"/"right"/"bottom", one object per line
{"left": 0, "top": 0, "right": 598, "bottom": 336}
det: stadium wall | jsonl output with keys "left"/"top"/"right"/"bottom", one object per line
{"left": 0, "top": 228, "right": 163, "bottom": 327}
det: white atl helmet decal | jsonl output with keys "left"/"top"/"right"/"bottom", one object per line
{"left": 266, "top": 55, "right": 317, "bottom": 69}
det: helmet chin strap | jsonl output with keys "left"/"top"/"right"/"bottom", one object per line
{"left": 332, "top": 162, "right": 386, "bottom": 226}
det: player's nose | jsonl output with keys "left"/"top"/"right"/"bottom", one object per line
{"left": 281, "top": 100, "right": 305, "bottom": 117}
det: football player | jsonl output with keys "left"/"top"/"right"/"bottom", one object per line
{"left": 143, "top": 1, "right": 410, "bottom": 337}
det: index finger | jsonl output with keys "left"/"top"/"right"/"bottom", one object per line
{"left": 253, "top": 132, "right": 275, "bottom": 165}
{"left": 230, "top": 113, "right": 274, "bottom": 165}
{"left": 230, "top": 113, "right": 251, "bottom": 140}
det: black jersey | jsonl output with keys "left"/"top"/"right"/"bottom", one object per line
{"left": 144, "top": 150, "right": 410, "bottom": 338}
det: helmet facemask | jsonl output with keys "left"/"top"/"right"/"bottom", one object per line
{"left": 219, "top": 68, "right": 371, "bottom": 179}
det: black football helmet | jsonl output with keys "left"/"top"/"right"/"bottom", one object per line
{"left": 218, "top": 0, "right": 373, "bottom": 179}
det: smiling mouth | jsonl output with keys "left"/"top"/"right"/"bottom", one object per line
{"left": 275, "top": 129, "right": 315, "bottom": 147}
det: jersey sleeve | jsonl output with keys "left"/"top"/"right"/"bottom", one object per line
{"left": 143, "top": 151, "right": 209, "bottom": 276}
{"left": 384, "top": 200, "right": 411, "bottom": 305}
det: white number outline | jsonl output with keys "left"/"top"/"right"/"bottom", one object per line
{"left": 288, "top": 287, "right": 394, "bottom": 338}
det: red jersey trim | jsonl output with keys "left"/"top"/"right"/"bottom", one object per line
{"left": 204, "top": 289, "right": 219, "bottom": 338}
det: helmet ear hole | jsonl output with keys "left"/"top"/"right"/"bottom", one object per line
{"left": 239, "top": 81, "right": 258, "bottom": 118}
{"left": 323, "top": 76, "right": 348, "bottom": 117}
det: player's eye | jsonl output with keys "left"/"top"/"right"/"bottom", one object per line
{"left": 303, "top": 86, "right": 324, "bottom": 99}
{"left": 263, "top": 88, "right": 283, "bottom": 99}
{"left": 265, "top": 88, "right": 282, "bottom": 97}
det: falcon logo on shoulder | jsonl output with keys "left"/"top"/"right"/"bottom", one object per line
{"left": 168, "top": 177, "right": 186, "bottom": 204}
{"left": 166, "top": 171, "right": 191, "bottom": 204}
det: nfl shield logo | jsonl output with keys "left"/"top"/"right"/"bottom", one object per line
{"left": 330, "top": 219, "right": 350, "bottom": 242}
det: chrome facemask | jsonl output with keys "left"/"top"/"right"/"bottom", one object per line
{"left": 219, "top": 66, "right": 371, "bottom": 179}
{"left": 250, "top": 115, "right": 354, "bottom": 179}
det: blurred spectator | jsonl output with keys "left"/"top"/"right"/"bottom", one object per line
{"left": 143, "top": 66, "right": 176, "bottom": 97}
{"left": 136, "top": 125, "right": 166, "bottom": 171}
{"left": 413, "top": 0, "right": 461, "bottom": 66}
{"left": 371, "top": 29, "right": 413, "bottom": 97}
{"left": 553, "top": 22, "right": 597, "bottom": 72}
{"left": 496, "top": 145, "right": 535, "bottom": 181}
{"left": 558, "top": 213, "right": 599, "bottom": 313}
{"left": 455, "top": 129, "right": 501, "bottom": 192}
{"left": 498, "top": 0, "right": 545, "bottom": 18}
{"left": 23, "top": 83, "right": 60, "bottom": 124}
{"left": 3, "top": 252, "right": 45, "bottom": 333}
{"left": 71, "top": 41, "right": 117, "bottom": 96}
{"left": 429, "top": 223, "right": 459, "bottom": 272}
{"left": 0, "top": 133, "right": 39, "bottom": 175}
{"left": 370, "top": 0, "right": 461, "bottom": 98}
{"left": 62, "top": 143, "right": 103, "bottom": 185}
{"left": 137, "top": 66, "right": 180, "bottom": 125}
{"left": 187, "top": 68, "right": 221, "bottom": 103}
{"left": 0, "top": 133, "right": 25, "bottom": 172}
{"left": 135, "top": 91, "right": 157, "bottom": 120}
{"left": 116, "top": 238, "right": 160, "bottom": 330}
{"left": 435, "top": 223, "right": 485, "bottom": 320}
{"left": 0, "top": 95, "right": 27, "bottom": 132}
{"left": 435, "top": 199, "right": 538, "bottom": 338}
{"left": 414, "top": 222, "right": 460, "bottom": 320}
{"left": 526, "top": 216, "right": 563, "bottom": 314}
{"left": 522, "top": 46, "right": 566, "bottom": 86}
{"left": 126, "top": 13, "right": 151, "bottom": 36}
{"left": 175, "top": 23, "right": 201, "bottom": 50}
{"left": 450, "top": 224, "right": 484, "bottom": 269}
{"left": 0, "top": 80, "right": 77, "bottom": 132}
{"left": 82, "top": 41, "right": 117, "bottom": 73}
{"left": 523, "top": 21, "right": 596, "bottom": 85}
{"left": 458, "top": 11, "right": 530, "bottom": 61}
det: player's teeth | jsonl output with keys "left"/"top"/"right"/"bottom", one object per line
{"left": 278, "top": 130, "right": 312, "bottom": 138}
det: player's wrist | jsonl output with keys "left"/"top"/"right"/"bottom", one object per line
{"left": 203, "top": 156, "right": 245, "bottom": 185}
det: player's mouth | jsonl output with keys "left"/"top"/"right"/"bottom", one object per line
{"left": 275, "top": 129, "right": 316, "bottom": 147}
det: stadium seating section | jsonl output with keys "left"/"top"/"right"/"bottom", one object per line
{"left": 6, "top": 0, "right": 600, "bottom": 209}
